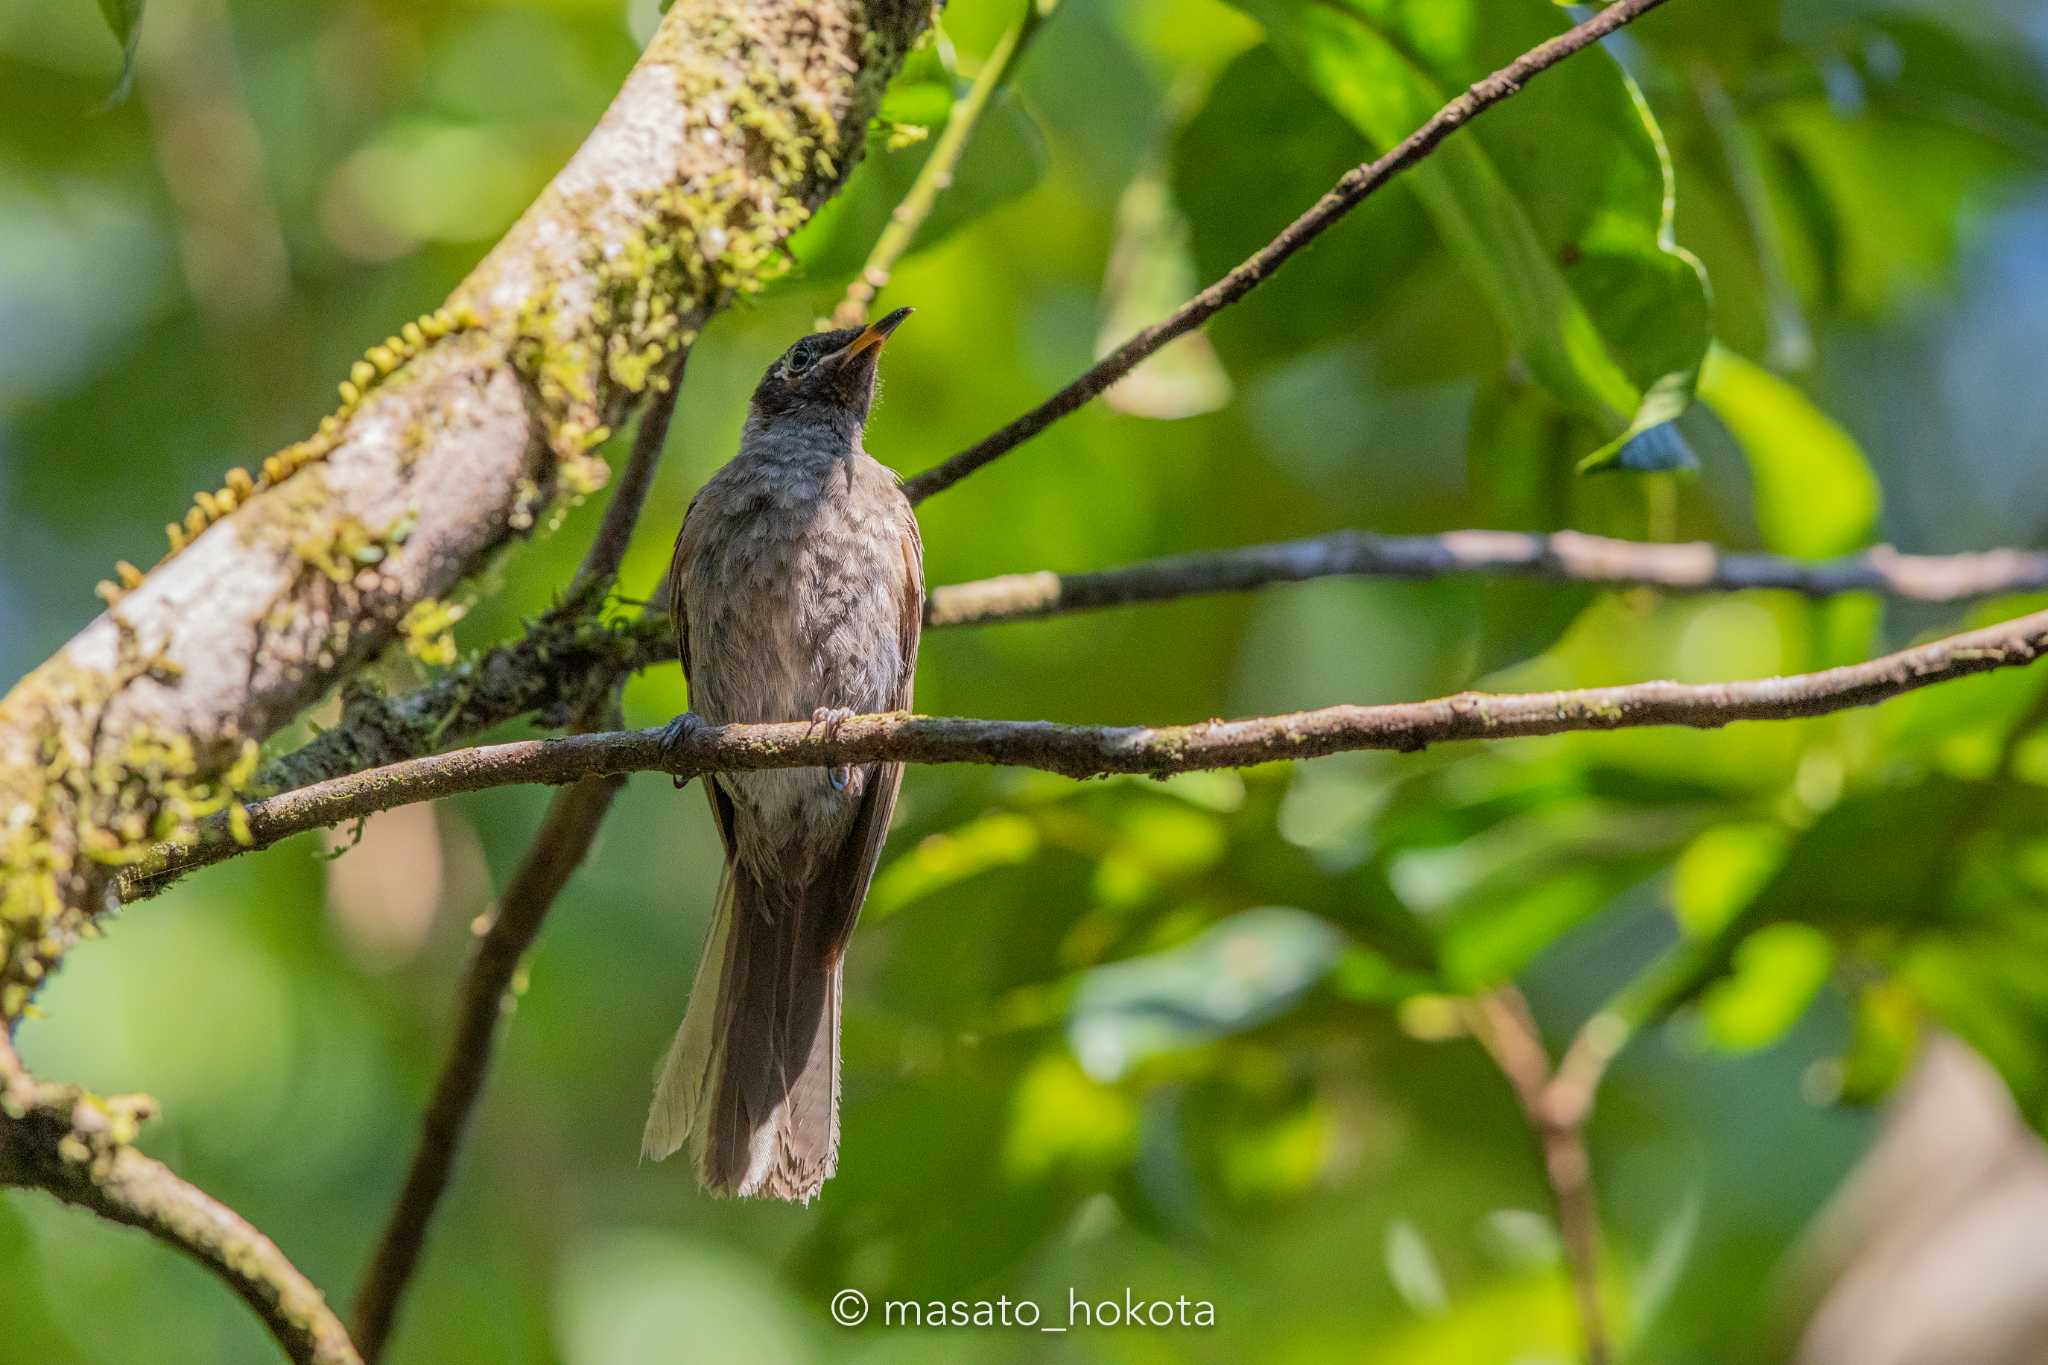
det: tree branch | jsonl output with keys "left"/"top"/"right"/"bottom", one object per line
{"left": 899, "top": 0, "right": 1677, "bottom": 504}
{"left": 352, "top": 773, "right": 623, "bottom": 1362}
{"left": 0, "top": 1041, "right": 359, "bottom": 1365}
{"left": 354, "top": 329, "right": 697, "bottom": 1360}
{"left": 924, "top": 529, "right": 2048, "bottom": 626}
{"left": 138, "top": 601, "right": 2048, "bottom": 864}
{"left": 199, "top": 525, "right": 2048, "bottom": 844}
{"left": 1465, "top": 990, "right": 1609, "bottom": 1365}
{"left": 0, "top": 0, "right": 932, "bottom": 1022}
{"left": 567, "top": 348, "right": 691, "bottom": 603}
{"left": 830, "top": 1, "right": 1050, "bottom": 328}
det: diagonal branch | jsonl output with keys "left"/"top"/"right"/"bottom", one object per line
{"left": 0, "top": 1041, "right": 360, "bottom": 1365}
{"left": 1464, "top": 990, "right": 1610, "bottom": 1365}
{"left": 830, "top": 1, "right": 1051, "bottom": 328}
{"left": 353, "top": 338, "right": 693, "bottom": 1361}
{"left": 567, "top": 348, "right": 691, "bottom": 602}
{"left": 148, "top": 601, "right": 2048, "bottom": 854}
{"left": 351, "top": 770, "right": 624, "bottom": 1362}
{"left": 900, "top": 0, "right": 1678, "bottom": 503}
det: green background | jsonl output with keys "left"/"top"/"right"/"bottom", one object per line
{"left": 5, "top": 0, "right": 2048, "bottom": 1359}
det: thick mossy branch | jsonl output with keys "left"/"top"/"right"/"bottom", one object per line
{"left": 0, "top": 0, "right": 930, "bottom": 1020}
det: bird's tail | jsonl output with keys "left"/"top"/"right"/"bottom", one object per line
{"left": 641, "top": 857, "right": 843, "bottom": 1202}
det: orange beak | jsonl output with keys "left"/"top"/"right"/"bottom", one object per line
{"left": 840, "top": 305, "right": 914, "bottom": 362}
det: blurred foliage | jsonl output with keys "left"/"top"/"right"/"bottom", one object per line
{"left": 6, "top": 0, "right": 2048, "bottom": 1360}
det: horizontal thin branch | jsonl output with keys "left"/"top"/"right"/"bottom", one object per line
{"left": 901, "top": 0, "right": 1676, "bottom": 503}
{"left": 125, "top": 529, "right": 2048, "bottom": 897}
{"left": 924, "top": 530, "right": 2048, "bottom": 626}
{"left": 149, "top": 602, "right": 2048, "bottom": 855}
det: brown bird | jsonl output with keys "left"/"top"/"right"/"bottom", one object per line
{"left": 643, "top": 306, "right": 922, "bottom": 1202}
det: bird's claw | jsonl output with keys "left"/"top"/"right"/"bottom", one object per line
{"left": 808, "top": 706, "right": 856, "bottom": 741}
{"left": 661, "top": 712, "right": 708, "bottom": 789}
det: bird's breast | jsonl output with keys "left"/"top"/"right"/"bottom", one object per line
{"left": 680, "top": 459, "right": 911, "bottom": 730}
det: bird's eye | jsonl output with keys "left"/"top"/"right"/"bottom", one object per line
{"left": 786, "top": 348, "right": 816, "bottom": 376}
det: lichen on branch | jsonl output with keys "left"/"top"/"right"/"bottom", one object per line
{"left": 0, "top": 0, "right": 932, "bottom": 1024}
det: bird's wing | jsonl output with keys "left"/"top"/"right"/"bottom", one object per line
{"left": 667, "top": 492, "right": 739, "bottom": 856}
{"left": 666, "top": 491, "right": 700, "bottom": 689}
{"left": 816, "top": 502, "right": 924, "bottom": 960}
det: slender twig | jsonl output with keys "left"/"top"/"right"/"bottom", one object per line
{"left": 924, "top": 530, "right": 2048, "bottom": 626}
{"left": 353, "top": 770, "right": 624, "bottom": 1361}
{"left": 354, "top": 352, "right": 695, "bottom": 1360}
{"left": 0, "top": 1041, "right": 360, "bottom": 1365}
{"left": 830, "top": 3, "right": 1047, "bottom": 329}
{"left": 136, "top": 601, "right": 2048, "bottom": 862}
{"left": 122, "top": 530, "right": 2048, "bottom": 900}
{"left": 1464, "top": 991, "right": 1609, "bottom": 1365}
{"left": 901, "top": 0, "right": 1677, "bottom": 503}
{"left": 568, "top": 347, "right": 692, "bottom": 602}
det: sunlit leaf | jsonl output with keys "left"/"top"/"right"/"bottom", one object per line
{"left": 866, "top": 811, "right": 1039, "bottom": 918}
{"left": 94, "top": 0, "right": 143, "bottom": 109}
{"left": 1219, "top": 1100, "right": 1335, "bottom": 1200}
{"left": 1066, "top": 906, "right": 1343, "bottom": 1080}
{"left": 1697, "top": 344, "right": 1880, "bottom": 558}
{"left": 1672, "top": 823, "right": 1791, "bottom": 938}
{"left": 1698, "top": 922, "right": 1834, "bottom": 1052}
{"left": 1001, "top": 1052, "right": 1140, "bottom": 1180}
{"left": 1230, "top": 0, "right": 1711, "bottom": 469}
{"left": 1383, "top": 1218, "right": 1449, "bottom": 1315}
{"left": 1096, "top": 164, "right": 1232, "bottom": 419}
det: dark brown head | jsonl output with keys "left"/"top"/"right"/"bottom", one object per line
{"left": 746, "top": 306, "right": 913, "bottom": 439}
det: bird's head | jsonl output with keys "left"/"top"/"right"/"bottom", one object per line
{"left": 746, "top": 306, "right": 913, "bottom": 440}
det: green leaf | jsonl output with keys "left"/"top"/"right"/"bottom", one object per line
{"left": 1174, "top": 46, "right": 1440, "bottom": 372}
{"left": 1065, "top": 907, "right": 1344, "bottom": 1080}
{"left": 786, "top": 48, "right": 1048, "bottom": 285}
{"left": 96, "top": 0, "right": 144, "bottom": 109}
{"left": 1697, "top": 344, "right": 1880, "bottom": 558}
{"left": 1671, "top": 823, "right": 1789, "bottom": 938}
{"left": 1095, "top": 162, "right": 1233, "bottom": 419}
{"left": 1228, "top": 0, "right": 1710, "bottom": 469}
{"left": 1698, "top": 922, "right": 1833, "bottom": 1052}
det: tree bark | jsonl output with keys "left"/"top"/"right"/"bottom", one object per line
{"left": 0, "top": 0, "right": 930, "bottom": 1021}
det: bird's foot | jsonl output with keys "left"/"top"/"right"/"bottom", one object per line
{"left": 811, "top": 707, "right": 860, "bottom": 799}
{"left": 807, "top": 705, "right": 856, "bottom": 741}
{"left": 660, "top": 711, "right": 708, "bottom": 789}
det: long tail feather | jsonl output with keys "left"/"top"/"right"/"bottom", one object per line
{"left": 641, "top": 868, "right": 734, "bottom": 1162}
{"left": 642, "top": 857, "right": 844, "bottom": 1201}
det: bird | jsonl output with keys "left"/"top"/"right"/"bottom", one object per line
{"left": 643, "top": 305, "right": 922, "bottom": 1202}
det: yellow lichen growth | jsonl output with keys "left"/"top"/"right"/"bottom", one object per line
{"left": 290, "top": 514, "right": 410, "bottom": 585}
{"left": 0, "top": 637, "right": 263, "bottom": 1019}
{"left": 401, "top": 598, "right": 467, "bottom": 668}
{"left": 504, "top": 3, "right": 887, "bottom": 523}
{"left": 110, "top": 307, "right": 480, "bottom": 599}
